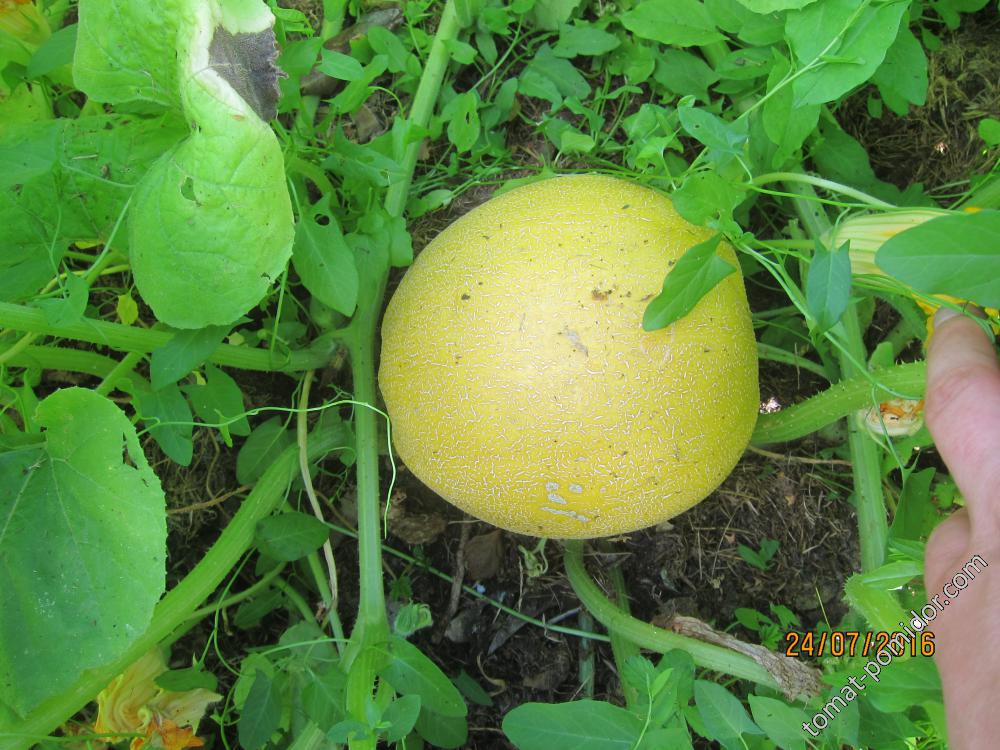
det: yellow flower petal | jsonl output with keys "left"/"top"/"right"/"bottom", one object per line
{"left": 94, "top": 650, "right": 168, "bottom": 735}
{"left": 93, "top": 650, "right": 221, "bottom": 749}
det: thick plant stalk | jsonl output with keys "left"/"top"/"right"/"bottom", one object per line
{"left": 751, "top": 361, "right": 925, "bottom": 444}
{"left": 0, "top": 427, "right": 341, "bottom": 750}
{"left": 783, "top": 176, "right": 889, "bottom": 571}
{"left": 339, "top": 3, "right": 461, "bottom": 745}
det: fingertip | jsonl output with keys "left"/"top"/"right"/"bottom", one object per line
{"left": 924, "top": 311, "right": 1000, "bottom": 509}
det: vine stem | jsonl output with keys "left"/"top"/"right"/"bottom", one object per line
{"left": 752, "top": 172, "right": 896, "bottom": 210}
{"left": 0, "top": 302, "right": 338, "bottom": 373}
{"left": 783, "top": 176, "right": 889, "bottom": 571}
{"left": 751, "top": 361, "right": 925, "bottom": 445}
{"left": 296, "top": 370, "right": 341, "bottom": 629}
{"left": 0, "top": 427, "right": 342, "bottom": 750}
{"left": 564, "top": 542, "right": 780, "bottom": 690}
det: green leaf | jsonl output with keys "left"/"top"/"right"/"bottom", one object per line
{"left": 891, "top": 468, "right": 938, "bottom": 541}
{"left": 232, "top": 588, "right": 283, "bottom": 630}
{"left": 414, "top": 709, "right": 468, "bottom": 748}
{"left": 156, "top": 666, "right": 219, "bottom": 693}
{"left": 734, "top": 0, "right": 816, "bottom": 11}
{"left": 117, "top": 291, "right": 139, "bottom": 325}
{"left": 446, "top": 90, "right": 481, "bottom": 153}
{"left": 0, "top": 388, "right": 165, "bottom": 716}
{"left": 383, "top": 694, "right": 422, "bottom": 742}
{"left": 150, "top": 325, "right": 230, "bottom": 390}
{"left": 73, "top": 0, "right": 182, "bottom": 106}
{"left": 236, "top": 417, "right": 296, "bottom": 485}
{"left": 529, "top": 0, "right": 583, "bottom": 30}
{"left": 76, "top": 0, "right": 296, "bottom": 328}
{"left": 844, "top": 572, "right": 909, "bottom": 631}
{"left": 636, "top": 727, "right": 694, "bottom": 750}
{"left": 652, "top": 49, "right": 718, "bottom": 102}
{"left": 239, "top": 671, "right": 283, "bottom": 750}
{"left": 502, "top": 700, "right": 642, "bottom": 750}
{"left": 34, "top": 272, "right": 88, "bottom": 327}
{"left": 761, "top": 53, "right": 819, "bottom": 164}
{"left": 368, "top": 25, "right": 412, "bottom": 73}
{"left": 621, "top": 0, "right": 724, "bottom": 47}
{"left": 714, "top": 46, "right": 774, "bottom": 81}
{"left": 811, "top": 119, "right": 920, "bottom": 205}
{"left": 255, "top": 512, "right": 330, "bottom": 561}
{"left": 806, "top": 240, "right": 852, "bottom": 334}
{"left": 301, "top": 668, "right": 348, "bottom": 726}
{"left": 747, "top": 695, "right": 809, "bottom": 750}
{"left": 133, "top": 382, "right": 194, "bottom": 466}
{"left": 857, "top": 700, "right": 919, "bottom": 746}
{"left": 453, "top": 670, "right": 493, "bottom": 707}
{"left": 672, "top": 171, "right": 745, "bottom": 225}
{"left": 380, "top": 636, "right": 467, "bottom": 718}
{"left": 678, "top": 105, "right": 748, "bottom": 156}
{"left": 183, "top": 363, "right": 251, "bottom": 438}
{"left": 393, "top": 602, "right": 434, "bottom": 637}
{"left": 0, "top": 121, "right": 60, "bottom": 189}
{"left": 317, "top": 49, "right": 365, "bottom": 81}
{"left": 1, "top": 115, "right": 186, "bottom": 305}
{"left": 872, "top": 27, "right": 928, "bottom": 116}
{"left": 876, "top": 210, "right": 1000, "bottom": 308}
{"left": 519, "top": 45, "right": 590, "bottom": 107}
{"left": 866, "top": 657, "right": 942, "bottom": 714}
{"left": 979, "top": 118, "right": 1000, "bottom": 146}
{"left": 642, "top": 234, "right": 737, "bottom": 331}
{"left": 27, "top": 23, "right": 77, "bottom": 80}
{"left": 292, "top": 204, "right": 359, "bottom": 316}
{"left": 694, "top": 680, "right": 763, "bottom": 747}
{"left": 787, "top": 0, "right": 908, "bottom": 105}
{"left": 553, "top": 24, "right": 621, "bottom": 57}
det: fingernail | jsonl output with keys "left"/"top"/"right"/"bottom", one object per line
{"left": 933, "top": 307, "right": 962, "bottom": 328}
{"left": 933, "top": 303, "right": 987, "bottom": 329}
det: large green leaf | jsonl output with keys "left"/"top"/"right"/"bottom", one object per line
{"left": 0, "top": 388, "right": 166, "bottom": 717}
{"left": 73, "top": 0, "right": 184, "bottom": 107}
{"left": 75, "top": 0, "right": 294, "bottom": 328}
{"left": 0, "top": 115, "right": 185, "bottom": 303}
{"left": 786, "top": 0, "right": 907, "bottom": 105}
{"left": 876, "top": 210, "right": 1000, "bottom": 308}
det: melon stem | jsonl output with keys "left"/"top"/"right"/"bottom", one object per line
{"left": 564, "top": 541, "right": 788, "bottom": 692}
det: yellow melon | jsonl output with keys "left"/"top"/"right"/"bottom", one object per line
{"left": 378, "top": 174, "right": 758, "bottom": 538}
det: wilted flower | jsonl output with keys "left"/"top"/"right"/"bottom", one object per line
{"left": 0, "top": 0, "right": 49, "bottom": 47}
{"left": 94, "top": 649, "right": 221, "bottom": 750}
{"left": 860, "top": 397, "right": 925, "bottom": 438}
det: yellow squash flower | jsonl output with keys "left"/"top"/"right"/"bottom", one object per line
{"left": 93, "top": 650, "right": 221, "bottom": 750}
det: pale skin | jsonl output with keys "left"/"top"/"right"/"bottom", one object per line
{"left": 923, "top": 307, "right": 1000, "bottom": 750}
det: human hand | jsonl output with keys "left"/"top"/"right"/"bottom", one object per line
{"left": 923, "top": 306, "right": 1000, "bottom": 750}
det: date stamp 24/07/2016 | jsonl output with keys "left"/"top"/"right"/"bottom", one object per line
{"left": 784, "top": 630, "right": 936, "bottom": 658}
